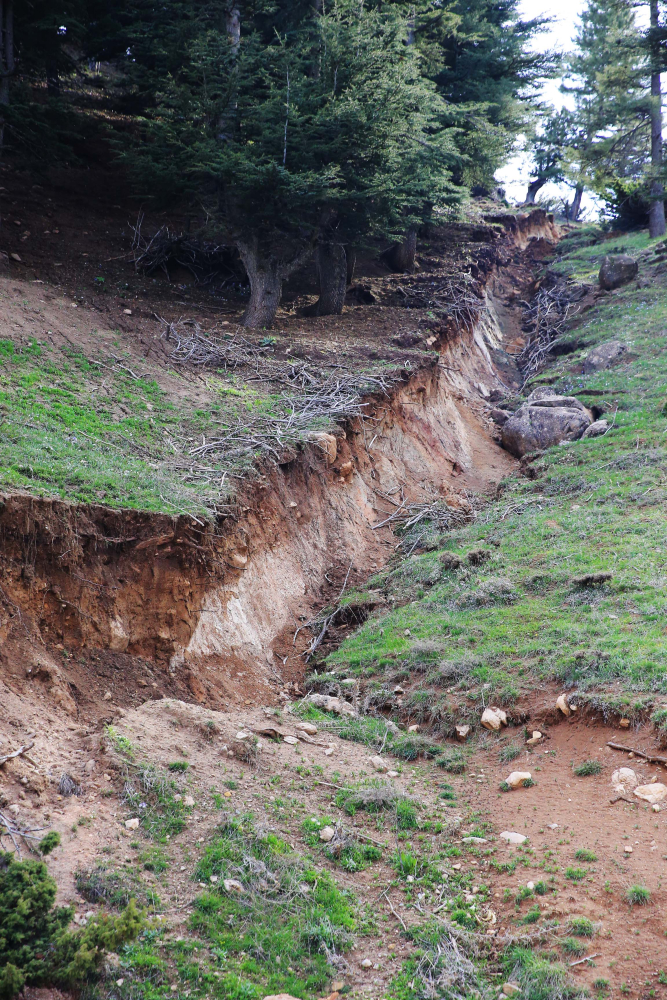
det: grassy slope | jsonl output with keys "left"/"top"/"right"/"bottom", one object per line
{"left": 325, "top": 227, "right": 667, "bottom": 727}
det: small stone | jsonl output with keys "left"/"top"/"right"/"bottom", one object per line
{"left": 103, "top": 691, "right": 112, "bottom": 701}
{"left": 360, "top": 959, "right": 372, "bottom": 969}
{"left": 404, "top": 629, "right": 411, "bottom": 636}
{"left": 210, "top": 875, "right": 219, "bottom": 883}
{"left": 407, "top": 724, "right": 419, "bottom": 733}
{"left": 526, "top": 731, "right": 542, "bottom": 746}
{"left": 183, "top": 795, "right": 195, "bottom": 807}
{"left": 8, "top": 804, "right": 19, "bottom": 815}
{"left": 387, "top": 770, "right": 399, "bottom": 778}
{"left": 612, "top": 767, "right": 638, "bottom": 793}
{"left": 84, "top": 760, "right": 96, "bottom": 773}
{"left": 634, "top": 782, "right": 667, "bottom": 804}
{"left": 481, "top": 706, "right": 507, "bottom": 731}
{"left": 319, "top": 826, "right": 335, "bottom": 843}
{"left": 624, "top": 845, "right": 633, "bottom": 854}
{"left": 369, "top": 755, "right": 388, "bottom": 773}
{"left": 547, "top": 823, "right": 559, "bottom": 830}
{"left": 283, "top": 736, "right": 298, "bottom": 745}
{"left": 10, "top": 253, "right": 21, "bottom": 262}
{"left": 125, "top": 817, "right": 140, "bottom": 830}
{"left": 653, "top": 804, "right": 661, "bottom": 813}
{"left": 619, "top": 718, "right": 630, "bottom": 728}
{"left": 462, "top": 836, "right": 487, "bottom": 844}
{"left": 500, "top": 831, "right": 527, "bottom": 845}
{"left": 223, "top": 878, "right": 245, "bottom": 892}
{"left": 526, "top": 881, "right": 534, "bottom": 890}
{"left": 123, "top": 308, "right": 132, "bottom": 315}
{"left": 324, "top": 748, "right": 333, "bottom": 756}
{"left": 116, "top": 979, "right": 124, "bottom": 987}
{"left": 505, "top": 771, "right": 531, "bottom": 789}
{"left": 341, "top": 678, "right": 356, "bottom": 686}
{"left": 502, "top": 984, "right": 521, "bottom": 997}
{"left": 556, "top": 694, "right": 570, "bottom": 716}
{"left": 236, "top": 731, "right": 250, "bottom": 740}
{"left": 456, "top": 724, "right": 471, "bottom": 741}
{"left": 295, "top": 722, "right": 318, "bottom": 735}
{"left": 173, "top": 793, "right": 182, "bottom": 802}
{"left": 393, "top": 685, "right": 405, "bottom": 695}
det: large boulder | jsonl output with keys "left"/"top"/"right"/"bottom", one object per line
{"left": 501, "top": 389, "right": 592, "bottom": 458}
{"left": 583, "top": 340, "right": 626, "bottom": 374}
{"left": 599, "top": 254, "right": 638, "bottom": 291}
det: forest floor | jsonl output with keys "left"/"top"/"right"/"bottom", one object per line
{"left": 1, "top": 157, "right": 667, "bottom": 1000}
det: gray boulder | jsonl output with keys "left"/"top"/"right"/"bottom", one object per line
{"left": 599, "top": 254, "right": 638, "bottom": 291}
{"left": 583, "top": 339, "right": 626, "bottom": 374}
{"left": 502, "top": 389, "right": 593, "bottom": 457}
{"left": 582, "top": 419, "right": 609, "bottom": 439}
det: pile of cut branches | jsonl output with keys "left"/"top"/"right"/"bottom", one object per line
{"left": 517, "top": 280, "right": 574, "bottom": 385}
{"left": 131, "top": 216, "right": 239, "bottom": 288}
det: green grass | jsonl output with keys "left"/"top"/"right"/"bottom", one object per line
{"left": 573, "top": 759, "right": 602, "bottom": 777}
{"left": 626, "top": 884, "right": 651, "bottom": 905}
{"left": 574, "top": 848, "right": 597, "bottom": 863}
{"left": 569, "top": 916, "right": 595, "bottom": 937}
{"left": 322, "top": 229, "right": 667, "bottom": 721}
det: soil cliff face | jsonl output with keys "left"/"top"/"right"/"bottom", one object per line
{"left": 0, "top": 211, "right": 556, "bottom": 718}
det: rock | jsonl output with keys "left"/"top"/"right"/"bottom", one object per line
{"left": 490, "top": 407, "right": 510, "bottom": 426}
{"left": 462, "top": 836, "right": 487, "bottom": 844}
{"left": 624, "top": 845, "right": 633, "bottom": 854}
{"left": 501, "top": 391, "right": 592, "bottom": 458}
{"left": 393, "top": 685, "right": 405, "bottom": 695}
{"left": 505, "top": 771, "right": 532, "bottom": 789}
{"left": 502, "top": 984, "right": 521, "bottom": 997}
{"left": 582, "top": 419, "right": 609, "bottom": 439}
{"left": 319, "top": 826, "right": 335, "bottom": 842}
{"left": 309, "top": 431, "right": 338, "bottom": 464}
{"left": 84, "top": 759, "right": 96, "bottom": 773}
{"left": 612, "top": 767, "right": 637, "bottom": 793}
{"left": 295, "top": 722, "right": 318, "bottom": 735}
{"left": 125, "top": 818, "right": 140, "bottom": 830}
{"left": 183, "top": 795, "right": 195, "bottom": 807}
{"left": 387, "top": 770, "right": 399, "bottom": 778}
{"left": 407, "top": 724, "right": 420, "bottom": 733}
{"left": 653, "top": 804, "right": 661, "bottom": 813}
{"left": 210, "top": 875, "right": 218, "bottom": 883}
{"left": 526, "top": 881, "right": 534, "bottom": 891}
{"left": 236, "top": 731, "right": 250, "bottom": 740}
{"left": 547, "top": 823, "right": 559, "bottom": 830}
{"left": 369, "top": 755, "right": 389, "bottom": 773}
{"left": 341, "top": 678, "right": 356, "bottom": 687}
{"left": 223, "top": 878, "right": 245, "bottom": 892}
{"left": 360, "top": 959, "right": 372, "bottom": 969}
{"left": 556, "top": 694, "right": 570, "bottom": 716}
{"left": 10, "top": 253, "right": 21, "bottom": 262}
{"left": 583, "top": 340, "right": 626, "bottom": 374}
{"left": 619, "top": 718, "right": 630, "bottom": 728}
{"left": 634, "top": 782, "right": 667, "bottom": 804}
{"left": 283, "top": 736, "right": 298, "bottom": 745}
{"left": 599, "top": 254, "right": 638, "bottom": 291}
{"left": 526, "top": 731, "right": 542, "bottom": 746}
{"left": 481, "top": 706, "right": 507, "bottom": 731}
{"left": 308, "top": 693, "right": 356, "bottom": 717}
{"left": 500, "top": 831, "right": 527, "bottom": 845}
{"left": 456, "top": 724, "right": 471, "bottom": 741}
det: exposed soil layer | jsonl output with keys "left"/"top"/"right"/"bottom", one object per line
{"left": 0, "top": 207, "right": 557, "bottom": 726}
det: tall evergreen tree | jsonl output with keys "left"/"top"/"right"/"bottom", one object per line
{"left": 119, "top": 1, "right": 463, "bottom": 327}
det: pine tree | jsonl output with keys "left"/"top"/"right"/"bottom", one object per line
{"left": 119, "top": 1, "right": 463, "bottom": 327}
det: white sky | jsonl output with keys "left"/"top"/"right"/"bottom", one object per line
{"left": 494, "top": 0, "right": 592, "bottom": 212}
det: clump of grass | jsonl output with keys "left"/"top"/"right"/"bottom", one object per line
{"left": 626, "top": 884, "right": 651, "bottom": 905}
{"left": 565, "top": 867, "right": 587, "bottom": 882}
{"left": 562, "top": 937, "right": 587, "bottom": 957}
{"left": 569, "top": 916, "right": 595, "bottom": 937}
{"left": 515, "top": 886, "right": 534, "bottom": 906}
{"left": 534, "top": 881, "right": 548, "bottom": 895}
{"left": 520, "top": 905, "right": 541, "bottom": 925}
{"left": 593, "top": 979, "right": 610, "bottom": 991}
{"left": 192, "top": 815, "right": 358, "bottom": 995}
{"left": 335, "top": 779, "right": 419, "bottom": 831}
{"left": 167, "top": 761, "right": 189, "bottom": 773}
{"left": 503, "top": 945, "right": 588, "bottom": 1000}
{"left": 499, "top": 743, "right": 522, "bottom": 763}
{"left": 75, "top": 863, "right": 161, "bottom": 912}
{"left": 436, "top": 749, "right": 466, "bottom": 773}
{"left": 573, "top": 759, "right": 602, "bottom": 777}
{"left": 574, "top": 848, "right": 597, "bottom": 863}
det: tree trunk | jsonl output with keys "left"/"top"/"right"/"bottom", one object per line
{"left": 0, "top": 0, "right": 14, "bottom": 107}
{"left": 305, "top": 243, "right": 347, "bottom": 316}
{"left": 237, "top": 242, "right": 283, "bottom": 328}
{"left": 524, "top": 177, "right": 546, "bottom": 205}
{"left": 46, "top": 59, "right": 60, "bottom": 97}
{"left": 385, "top": 226, "right": 417, "bottom": 273}
{"left": 649, "top": 0, "right": 666, "bottom": 238}
{"left": 238, "top": 238, "right": 314, "bottom": 328}
{"left": 346, "top": 247, "right": 357, "bottom": 285}
{"left": 570, "top": 183, "right": 584, "bottom": 222}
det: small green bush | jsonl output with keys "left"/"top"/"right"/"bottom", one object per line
{"left": 569, "top": 916, "right": 595, "bottom": 937}
{"left": 38, "top": 832, "right": 61, "bottom": 856}
{"left": 534, "top": 881, "right": 548, "bottom": 895}
{"left": 0, "top": 851, "right": 143, "bottom": 999}
{"left": 499, "top": 744, "right": 521, "bottom": 763}
{"left": 436, "top": 750, "right": 466, "bottom": 773}
{"left": 626, "top": 884, "right": 651, "bottom": 905}
{"left": 520, "top": 905, "right": 541, "bottom": 925}
{"left": 167, "top": 761, "right": 189, "bottom": 773}
{"left": 562, "top": 937, "right": 587, "bottom": 957}
{"left": 565, "top": 867, "right": 587, "bottom": 882}
{"left": 573, "top": 759, "right": 602, "bottom": 777}
{"left": 396, "top": 800, "right": 418, "bottom": 830}
{"left": 574, "top": 848, "right": 597, "bottom": 863}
